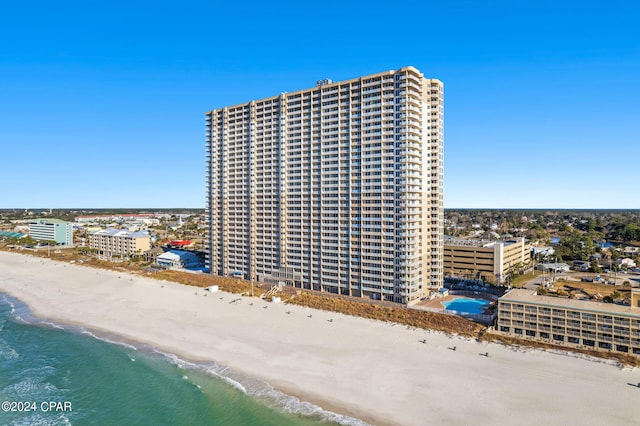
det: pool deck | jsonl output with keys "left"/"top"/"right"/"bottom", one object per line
{"left": 415, "top": 294, "right": 494, "bottom": 314}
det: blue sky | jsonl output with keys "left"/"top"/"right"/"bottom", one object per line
{"left": 1, "top": 0, "right": 638, "bottom": 209}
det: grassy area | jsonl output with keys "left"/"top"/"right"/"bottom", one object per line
{"left": 557, "top": 281, "right": 624, "bottom": 295}
{"left": 288, "top": 292, "right": 484, "bottom": 337}
{"left": 509, "top": 270, "right": 542, "bottom": 288}
{"left": 552, "top": 280, "right": 630, "bottom": 300}
{"left": 152, "top": 269, "right": 263, "bottom": 295}
{"left": 0, "top": 246, "right": 264, "bottom": 295}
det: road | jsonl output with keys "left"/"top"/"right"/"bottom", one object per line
{"left": 520, "top": 271, "right": 640, "bottom": 290}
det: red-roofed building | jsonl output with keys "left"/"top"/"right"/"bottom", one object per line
{"left": 168, "top": 239, "right": 193, "bottom": 248}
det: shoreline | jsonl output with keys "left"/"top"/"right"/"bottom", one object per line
{"left": 0, "top": 252, "right": 390, "bottom": 424}
{"left": 1, "top": 250, "right": 639, "bottom": 425}
{"left": 0, "top": 292, "right": 362, "bottom": 425}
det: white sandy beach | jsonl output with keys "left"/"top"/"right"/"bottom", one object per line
{"left": 0, "top": 250, "right": 638, "bottom": 425}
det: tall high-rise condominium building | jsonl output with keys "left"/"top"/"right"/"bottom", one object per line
{"left": 205, "top": 66, "right": 443, "bottom": 304}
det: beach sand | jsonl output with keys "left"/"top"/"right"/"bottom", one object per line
{"left": 1, "top": 250, "right": 638, "bottom": 425}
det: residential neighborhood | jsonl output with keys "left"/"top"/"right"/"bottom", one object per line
{"left": 2, "top": 208, "right": 639, "bottom": 293}
{"left": 0, "top": 209, "right": 207, "bottom": 272}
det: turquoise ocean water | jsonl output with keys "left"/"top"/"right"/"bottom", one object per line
{"left": 0, "top": 294, "right": 364, "bottom": 426}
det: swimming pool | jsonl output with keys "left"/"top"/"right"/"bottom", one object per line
{"left": 442, "top": 297, "right": 490, "bottom": 315}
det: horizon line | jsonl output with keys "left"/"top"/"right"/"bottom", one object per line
{"left": 2, "top": 207, "right": 640, "bottom": 211}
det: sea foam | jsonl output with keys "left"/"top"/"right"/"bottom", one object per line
{"left": 150, "top": 347, "right": 369, "bottom": 425}
{"left": 0, "top": 293, "right": 369, "bottom": 425}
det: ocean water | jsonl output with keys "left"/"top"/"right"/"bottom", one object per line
{"left": 0, "top": 294, "right": 364, "bottom": 426}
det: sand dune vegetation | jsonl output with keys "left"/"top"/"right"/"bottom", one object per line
{"left": 4, "top": 246, "right": 640, "bottom": 366}
{"left": 289, "top": 292, "right": 484, "bottom": 336}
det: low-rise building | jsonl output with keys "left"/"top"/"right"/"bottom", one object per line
{"left": 531, "top": 246, "right": 554, "bottom": 258}
{"left": 535, "top": 262, "right": 571, "bottom": 273}
{"left": 75, "top": 214, "right": 161, "bottom": 224}
{"left": 143, "top": 247, "right": 165, "bottom": 263}
{"left": 572, "top": 260, "right": 590, "bottom": 272}
{"left": 0, "top": 230, "right": 27, "bottom": 240}
{"left": 497, "top": 288, "right": 640, "bottom": 356}
{"left": 156, "top": 250, "right": 201, "bottom": 270}
{"left": 619, "top": 258, "right": 637, "bottom": 269}
{"left": 167, "top": 240, "right": 193, "bottom": 249}
{"left": 28, "top": 218, "right": 73, "bottom": 245}
{"left": 443, "top": 237, "right": 530, "bottom": 282}
{"left": 89, "top": 228, "right": 151, "bottom": 258}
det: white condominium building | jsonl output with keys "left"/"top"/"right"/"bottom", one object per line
{"left": 205, "top": 66, "right": 444, "bottom": 304}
